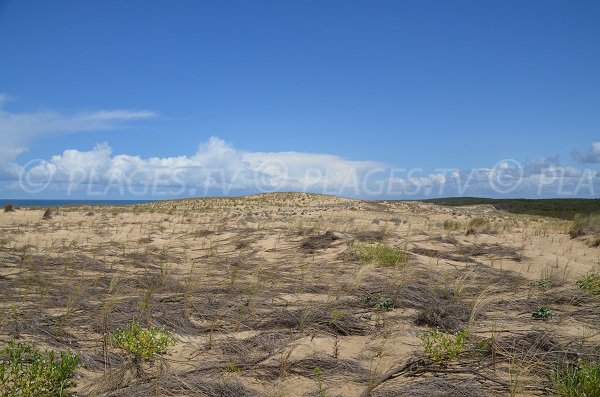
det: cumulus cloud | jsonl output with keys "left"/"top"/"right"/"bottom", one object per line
{"left": 572, "top": 142, "right": 600, "bottom": 164}
{"left": 14, "top": 137, "right": 383, "bottom": 196}
{"left": 9, "top": 138, "right": 599, "bottom": 199}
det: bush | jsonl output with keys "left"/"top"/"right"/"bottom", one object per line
{"left": 111, "top": 321, "right": 176, "bottom": 360}
{"left": 570, "top": 213, "right": 600, "bottom": 238}
{"left": 3, "top": 204, "right": 14, "bottom": 213}
{"left": 576, "top": 272, "right": 600, "bottom": 296}
{"left": 418, "top": 328, "right": 468, "bottom": 362}
{"left": 552, "top": 359, "right": 600, "bottom": 397}
{"left": 442, "top": 219, "right": 460, "bottom": 231}
{"left": 0, "top": 341, "right": 79, "bottom": 396}
{"left": 352, "top": 242, "right": 407, "bottom": 266}
{"left": 465, "top": 217, "right": 495, "bottom": 235}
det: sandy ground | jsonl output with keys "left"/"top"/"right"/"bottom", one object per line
{"left": 0, "top": 193, "right": 598, "bottom": 396}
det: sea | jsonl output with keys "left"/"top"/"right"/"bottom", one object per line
{"left": 0, "top": 199, "right": 152, "bottom": 207}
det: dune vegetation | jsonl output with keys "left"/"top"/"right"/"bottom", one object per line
{"left": 0, "top": 193, "right": 599, "bottom": 396}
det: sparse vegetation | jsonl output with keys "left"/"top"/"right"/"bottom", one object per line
{"left": 442, "top": 219, "right": 460, "bottom": 231}
{"left": 0, "top": 193, "right": 598, "bottom": 396}
{"left": 569, "top": 213, "right": 600, "bottom": 238}
{"left": 465, "top": 216, "right": 495, "bottom": 235}
{"left": 3, "top": 204, "right": 14, "bottom": 213}
{"left": 0, "top": 341, "right": 79, "bottom": 396}
{"left": 552, "top": 359, "right": 600, "bottom": 397}
{"left": 313, "top": 366, "right": 328, "bottom": 397}
{"left": 576, "top": 272, "right": 600, "bottom": 295}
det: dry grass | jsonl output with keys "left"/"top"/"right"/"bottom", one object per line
{"left": 0, "top": 193, "right": 598, "bottom": 396}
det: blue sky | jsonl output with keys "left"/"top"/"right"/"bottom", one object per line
{"left": 0, "top": 0, "right": 599, "bottom": 199}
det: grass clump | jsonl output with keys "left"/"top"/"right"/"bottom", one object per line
{"left": 42, "top": 208, "right": 52, "bottom": 220}
{"left": 111, "top": 321, "right": 176, "bottom": 360}
{"left": 418, "top": 328, "right": 468, "bottom": 362}
{"left": 352, "top": 242, "right": 407, "bottom": 266}
{"left": 442, "top": 219, "right": 461, "bottom": 231}
{"left": 3, "top": 204, "right": 14, "bottom": 213}
{"left": 552, "top": 359, "right": 600, "bottom": 397}
{"left": 576, "top": 272, "right": 600, "bottom": 296}
{"left": 569, "top": 213, "right": 600, "bottom": 238}
{"left": 465, "top": 216, "right": 495, "bottom": 235}
{"left": 0, "top": 341, "right": 79, "bottom": 396}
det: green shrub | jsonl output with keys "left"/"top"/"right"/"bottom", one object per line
{"left": 3, "top": 204, "right": 14, "bottom": 213}
{"left": 467, "top": 217, "right": 487, "bottom": 229}
{"left": 442, "top": 220, "right": 461, "bottom": 231}
{"left": 0, "top": 341, "right": 79, "bottom": 396}
{"left": 552, "top": 359, "right": 600, "bottom": 397}
{"left": 111, "top": 321, "right": 176, "bottom": 360}
{"left": 418, "top": 328, "right": 468, "bottom": 362}
{"left": 576, "top": 272, "right": 600, "bottom": 296}
{"left": 532, "top": 305, "right": 553, "bottom": 320}
{"left": 570, "top": 213, "right": 600, "bottom": 238}
{"left": 352, "top": 242, "right": 407, "bottom": 266}
{"left": 376, "top": 298, "right": 394, "bottom": 311}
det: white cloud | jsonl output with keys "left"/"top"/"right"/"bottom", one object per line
{"left": 0, "top": 94, "right": 157, "bottom": 163}
{"left": 14, "top": 137, "right": 383, "bottom": 196}
{"left": 572, "top": 141, "right": 600, "bottom": 164}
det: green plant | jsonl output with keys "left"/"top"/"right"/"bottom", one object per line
{"left": 442, "top": 219, "right": 460, "bottom": 231}
{"left": 532, "top": 305, "right": 553, "bottom": 320}
{"left": 0, "top": 341, "right": 79, "bottom": 396}
{"left": 418, "top": 328, "right": 468, "bottom": 362}
{"left": 552, "top": 359, "right": 600, "bottom": 397}
{"left": 530, "top": 279, "right": 551, "bottom": 290}
{"left": 313, "top": 367, "right": 327, "bottom": 397}
{"left": 3, "top": 204, "right": 14, "bottom": 213}
{"left": 576, "top": 272, "right": 600, "bottom": 296}
{"left": 376, "top": 298, "right": 394, "bottom": 311}
{"left": 111, "top": 321, "right": 176, "bottom": 360}
{"left": 352, "top": 242, "right": 407, "bottom": 266}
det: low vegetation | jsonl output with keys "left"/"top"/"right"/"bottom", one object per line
{"left": 417, "top": 328, "right": 468, "bottom": 362}
{"left": 532, "top": 305, "right": 553, "bottom": 320}
{"left": 576, "top": 272, "right": 600, "bottom": 296}
{"left": 111, "top": 321, "right": 176, "bottom": 360}
{"left": 569, "top": 213, "right": 600, "bottom": 238}
{"left": 352, "top": 241, "right": 407, "bottom": 266}
{"left": 552, "top": 359, "right": 600, "bottom": 397}
{"left": 0, "top": 342, "right": 79, "bottom": 396}
{"left": 1, "top": 193, "right": 599, "bottom": 396}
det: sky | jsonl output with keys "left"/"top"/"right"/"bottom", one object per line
{"left": 0, "top": 0, "right": 599, "bottom": 199}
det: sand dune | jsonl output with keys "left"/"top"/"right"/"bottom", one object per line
{"left": 0, "top": 193, "right": 598, "bottom": 396}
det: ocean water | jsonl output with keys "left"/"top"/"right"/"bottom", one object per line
{"left": 0, "top": 199, "right": 152, "bottom": 208}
